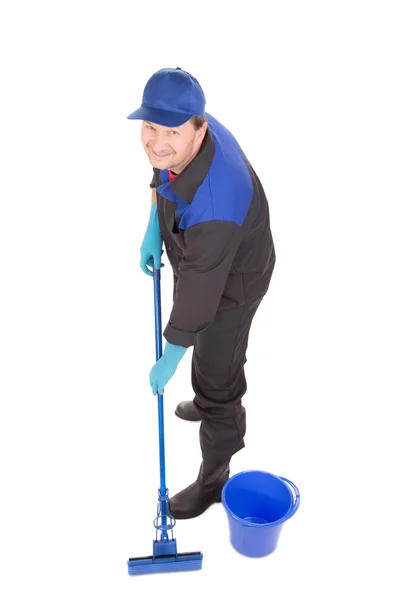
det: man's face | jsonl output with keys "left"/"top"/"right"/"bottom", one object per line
{"left": 141, "top": 119, "right": 207, "bottom": 173}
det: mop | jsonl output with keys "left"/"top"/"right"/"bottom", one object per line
{"left": 127, "top": 266, "right": 203, "bottom": 575}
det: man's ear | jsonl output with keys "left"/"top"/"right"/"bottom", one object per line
{"left": 198, "top": 122, "right": 208, "bottom": 144}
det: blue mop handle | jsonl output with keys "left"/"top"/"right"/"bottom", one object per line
{"left": 152, "top": 267, "right": 167, "bottom": 496}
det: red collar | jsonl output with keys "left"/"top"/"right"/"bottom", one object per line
{"left": 168, "top": 169, "right": 178, "bottom": 181}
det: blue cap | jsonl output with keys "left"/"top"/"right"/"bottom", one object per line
{"left": 127, "top": 67, "right": 206, "bottom": 127}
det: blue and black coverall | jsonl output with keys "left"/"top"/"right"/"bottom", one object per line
{"left": 150, "top": 113, "right": 276, "bottom": 465}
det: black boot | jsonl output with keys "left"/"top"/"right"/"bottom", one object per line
{"left": 175, "top": 400, "right": 201, "bottom": 422}
{"left": 169, "top": 460, "right": 230, "bottom": 519}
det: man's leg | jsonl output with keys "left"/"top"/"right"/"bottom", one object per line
{"left": 194, "top": 296, "right": 263, "bottom": 462}
{"left": 169, "top": 295, "right": 264, "bottom": 519}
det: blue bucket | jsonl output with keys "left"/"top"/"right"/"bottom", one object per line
{"left": 221, "top": 470, "right": 300, "bottom": 558}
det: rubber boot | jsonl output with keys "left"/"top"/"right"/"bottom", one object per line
{"left": 169, "top": 459, "right": 230, "bottom": 519}
{"left": 175, "top": 400, "right": 201, "bottom": 422}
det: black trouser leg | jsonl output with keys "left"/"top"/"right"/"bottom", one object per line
{"left": 191, "top": 296, "right": 264, "bottom": 464}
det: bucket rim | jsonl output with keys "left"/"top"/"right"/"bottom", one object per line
{"left": 221, "top": 470, "right": 300, "bottom": 528}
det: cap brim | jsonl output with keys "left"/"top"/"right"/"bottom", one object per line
{"left": 127, "top": 106, "right": 192, "bottom": 127}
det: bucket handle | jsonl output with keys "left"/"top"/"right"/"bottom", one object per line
{"left": 279, "top": 477, "right": 300, "bottom": 520}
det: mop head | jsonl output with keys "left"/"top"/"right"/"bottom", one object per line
{"left": 128, "top": 496, "right": 203, "bottom": 575}
{"left": 128, "top": 539, "right": 203, "bottom": 575}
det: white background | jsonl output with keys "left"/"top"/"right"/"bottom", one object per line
{"left": 1, "top": 1, "right": 399, "bottom": 598}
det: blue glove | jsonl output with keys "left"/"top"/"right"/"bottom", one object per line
{"left": 140, "top": 204, "right": 163, "bottom": 276}
{"left": 149, "top": 342, "right": 187, "bottom": 395}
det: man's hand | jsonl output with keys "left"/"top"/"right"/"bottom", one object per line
{"left": 140, "top": 204, "right": 163, "bottom": 276}
{"left": 149, "top": 342, "right": 187, "bottom": 395}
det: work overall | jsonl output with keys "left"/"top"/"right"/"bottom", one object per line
{"left": 150, "top": 112, "right": 276, "bottom": 473}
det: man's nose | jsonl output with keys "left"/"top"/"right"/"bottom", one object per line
{"left": 151, "top": 131, "right": 170, "bottom": 145}
{"left": 151, "top": 141, "right": 170, "bottom": 154}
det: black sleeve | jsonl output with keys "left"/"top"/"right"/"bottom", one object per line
{"left": 150, "top": 168, "right": 159, "bottom": 189}
{"left": 163, "top": 220, "right": 243, "bottom": 347}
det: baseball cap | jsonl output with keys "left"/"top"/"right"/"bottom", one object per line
{"left": 127, "top": 67, "right": 206, "bottom": 127}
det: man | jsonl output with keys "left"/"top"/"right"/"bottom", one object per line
{"left": 127, "top": 67, "right": 276, "bottom": 519}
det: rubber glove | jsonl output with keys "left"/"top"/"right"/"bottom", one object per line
{"left": 140, "top": 204, "right": 163, "bottom": 276}
{"left": 149, "top": 341, "right": 187, "bottom": 395}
